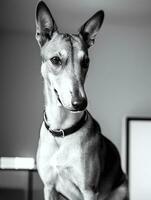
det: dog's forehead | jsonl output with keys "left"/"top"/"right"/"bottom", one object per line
{"left": 41, "top": 32, "right": 87, "bottom": 59}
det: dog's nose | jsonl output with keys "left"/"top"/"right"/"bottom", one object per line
{"left": 72, "top": 98, "right": 87, "bottom": 111}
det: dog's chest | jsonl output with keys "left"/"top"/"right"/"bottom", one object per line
{"left": 37, "top": 123, "right": 84, "bottom": 186}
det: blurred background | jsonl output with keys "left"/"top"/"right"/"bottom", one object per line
{"left": 0, "top": 0, "right": 151, "bottom": 199}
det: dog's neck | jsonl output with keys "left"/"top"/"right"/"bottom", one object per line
{"left": 43, "top": 80, "right": 84, "bottom": 130}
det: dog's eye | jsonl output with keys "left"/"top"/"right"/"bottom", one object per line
{"left": 50, "top": 56, "right": 62, "bottom": 66}
{"left": 81, "top": 57, "right": 89, "bottom": 69}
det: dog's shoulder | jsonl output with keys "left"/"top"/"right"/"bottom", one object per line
{"left": 84, "top": 112, "right": 127, "bottom": 193}
{"left": 100, "top": 134, "right": 126, "bottom": 193}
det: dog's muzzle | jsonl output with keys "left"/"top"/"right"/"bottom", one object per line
{"left": 54, "top": 88, "right": 87, "bottom": 112}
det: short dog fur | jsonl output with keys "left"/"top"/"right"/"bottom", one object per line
{"left": 36, "top": 1, "right": 128, "bottom": 200}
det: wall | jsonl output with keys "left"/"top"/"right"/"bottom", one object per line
{"left": 1, "top": 32, "right": 42, "bottom": 157}
{"left": 0, "top": 22, "right": 151, "bottom": 199}
{"left": 0, "top": 32, "right": 43, "bottom": 199}
{"left": 87, "top": 23, "right": 151, "bottom": 150}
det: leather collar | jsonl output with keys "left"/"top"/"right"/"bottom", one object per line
{"left": 44, "top": 111, "right": 88, "bottom": 137}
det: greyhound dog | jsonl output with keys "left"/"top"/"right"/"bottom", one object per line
{"left": 36, "top": 1, "right": 128, "bottom": 200}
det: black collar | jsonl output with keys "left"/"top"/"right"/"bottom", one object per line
{"left": 44, "top": 111, "right": 88, "bottom": 137}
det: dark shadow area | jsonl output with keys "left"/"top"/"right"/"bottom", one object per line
{"left": 0, "top": 188, "right": 25, "bottom": 200}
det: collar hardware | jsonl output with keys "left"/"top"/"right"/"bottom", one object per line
{"left": 49, "top": 128, "right": 65, "bottom": 137}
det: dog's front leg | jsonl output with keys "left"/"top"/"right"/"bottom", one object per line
{"left": 44, "top": 185, "right": 59, "bottom": 200}
{"left": 82, "top": 190, "right": 98, "bottom": 200}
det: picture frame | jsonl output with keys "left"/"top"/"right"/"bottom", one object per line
{"left": 125, "top": 117, "right": 151, "bottom": 200}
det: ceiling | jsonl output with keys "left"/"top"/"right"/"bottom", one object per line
{"left": 0, "top": 0, "right": 151, "bottom": 34}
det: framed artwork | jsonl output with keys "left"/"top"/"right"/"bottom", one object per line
{"left": 126, "top": 117, "right": 151, "bottom": 200}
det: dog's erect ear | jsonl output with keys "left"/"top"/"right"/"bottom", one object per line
{"left": 79, "top": 10, "right": 104, "bottom": 48}
{"left": 36, "top": 1, "right": 58, "bottom": 46}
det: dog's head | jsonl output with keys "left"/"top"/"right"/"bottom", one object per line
{"left": 36, "top": 1, "right": 104, "bottom": 112}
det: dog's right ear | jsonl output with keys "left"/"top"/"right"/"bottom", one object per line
{"left": 35, "top": 1, "right": 58, "bottom": 47}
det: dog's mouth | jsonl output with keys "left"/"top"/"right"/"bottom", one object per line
{"left": 54, "top": 89, "right": 63, "bottom": 105}
{"left": 70, "top": 108, "right": 86, "bottom": 113}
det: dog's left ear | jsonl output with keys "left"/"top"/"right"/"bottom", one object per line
{"left": 35, "top": 1, "right": 58, "bottom": 47}
{"left": 79, "top": 10, "right": 104, "bottom": 48}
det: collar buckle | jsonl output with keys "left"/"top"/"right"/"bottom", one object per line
{"left": 49, "top": 128, "right": 65, "bottom": 138}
